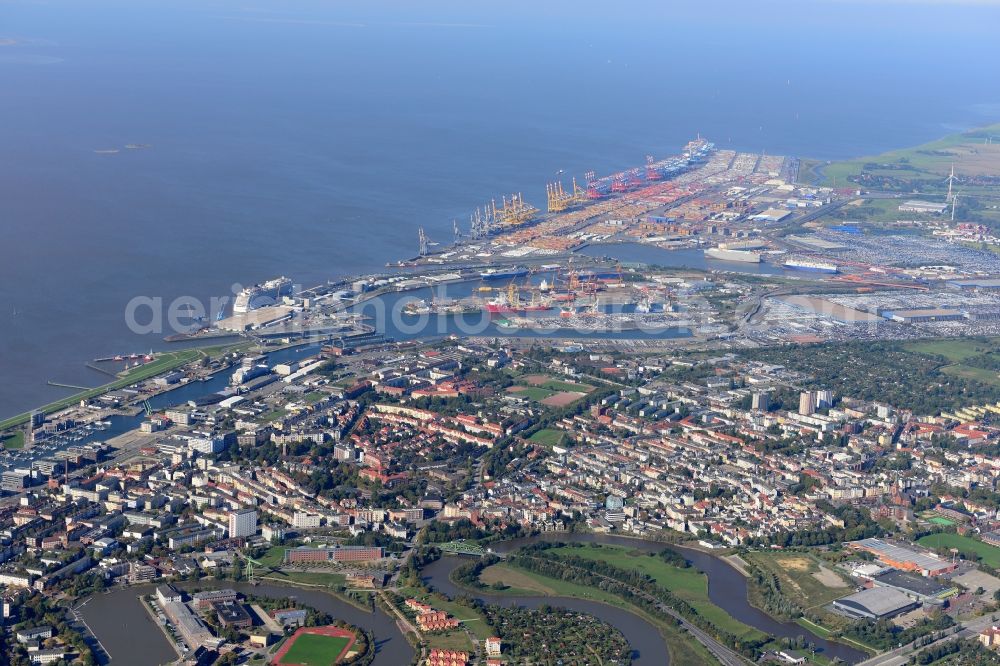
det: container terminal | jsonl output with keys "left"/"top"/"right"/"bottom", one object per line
{"left": 158, "top": 133, "right": 1000, "bottom": 351}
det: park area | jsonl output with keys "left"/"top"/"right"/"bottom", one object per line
{"left": 542, "top": 543, "right": 764, "bottom": 641}
{"left": 474, "top": 553, "right": 738, "bottom": 665}
{"left": 272, "top": 626, "right": 355, "bottom": 666}
{"left": 905, "top": 337, "right": 1000, "bottom": 389}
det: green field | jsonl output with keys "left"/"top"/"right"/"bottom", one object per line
{"left": 257, "top": 545, "right": 288, "bottom": 567}
{"left": 511, "top": 386, "right": 557, "bottom": 401}
{"left": 905, "top": 338, "right": 989, "bottom": 363}
{"left": 918, "top": 533, "right": 1000, "bottom": 568}
{"left": 817, "top": 198, "right": 907, "bottom": 227}
{"left": 305, "top": 391, "right": 326, "bottom": 404}
{"left": 480, "top": 562, "right": 561, "bottom": 595}
{"left": 538, "top": 379, "right": 594, "bottom": 393}
{"left": 545, "top": 544, "right": 764, "bottom": 640}
{"left": 479, "top": 562, "right": 630, "bottom": 603}
{"left": 528, "top": 428, "right": 568, "bottom": 447}
{"left": 941, "top": 364, "right": 1000, "bottom": 387}
{"left": 1, "top": 431, "right": 25, "bottom": 450}
{"left": 260, "top": 408, "right": 289, "bottom": 422}
{"left": 929, "top": 516, "right": 957, "bottom": 527}
{"left": 475, "top": 563, "right": 718, "bottom": 665}
{"left": 906, "top": 338, "right": 1000, "bottom": 389}
{"left": 278, "top": 633, "right": 351, "bottom": 666}
{"left": 799, "top": 123, "right": 1000, "bottom": 190}
{"left": 745, "top": 551, "right": 850, "bottom": 611}
{"left": 261, "top": 570, "right": 346, "bottom": 589}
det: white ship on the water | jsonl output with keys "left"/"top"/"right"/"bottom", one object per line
{"left": 782, "top": 258, "right": 839, "bottom": 273}
{"left": 704, "top": 247, "right": 762, "bottom": 263}
{"left": 233, "top": 277, "right": 293, "bottom": 313}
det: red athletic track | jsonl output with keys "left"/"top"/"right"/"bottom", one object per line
{"left": 271, "top": 625, "right": 357, "bottom": 666}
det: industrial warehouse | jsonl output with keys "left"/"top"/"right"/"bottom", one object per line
{"left": 832, "top": 587, "right": 920, "bottom": 621}
{"left": 849, "top": 538, "right": 957, "bottom": 577}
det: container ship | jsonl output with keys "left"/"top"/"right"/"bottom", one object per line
{"left": 704, "top": 248, "right": 762, "bottom": 263}
{"left": 479, "top": 267, "right": 529, "bottom": 280}
{"left": 233, "top": 277, "right": 293, "bottom": 313}
{"left": 485, "top": 301, "right": 552, "bottom": 314}
{"left": 782, "top": 258, "right": 839, "bottom": 273}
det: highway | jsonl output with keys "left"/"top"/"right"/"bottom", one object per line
{"left": 855, "top": 614, "right": 997, "bottom": 666}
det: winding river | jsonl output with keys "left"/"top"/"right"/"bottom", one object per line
{"left": 79, "top": 534, "right": 867, "bottom": 665}
{"left": 483, "top": 533, "right": 867, "bottom": 664}
{"left": 420, "top": 555, "right": 672, "bottom": 666}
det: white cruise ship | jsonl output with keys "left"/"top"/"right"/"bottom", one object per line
{"left": 233, "top": 277, "right": 293, "bottom": 313}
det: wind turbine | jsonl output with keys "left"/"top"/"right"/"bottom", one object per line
{"left": 951, "top": 190, "right": 961, "bottom": 222}
{"left": 946, "top": 164, "right": 957, "bottom": 203}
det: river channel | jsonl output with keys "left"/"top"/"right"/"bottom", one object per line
{"left": 78, "top": 534, "right": 867, "bottom": 665}
{"left": 485, "top": 533, "right": 867, "bottom": 664}
{"left": 420, "top": 555, "right": 672, "bottom": 665}
{"left": 77, "top": 581, "right": 414, "bottom": 666}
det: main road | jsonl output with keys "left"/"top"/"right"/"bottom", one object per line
{"left": 854, "top": 614, "right": 997, "bottom": 666}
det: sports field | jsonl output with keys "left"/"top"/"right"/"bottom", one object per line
{"left": 540, "top": 391, "right": 588, "bottom": 407}
{"left": 507, "top": 386, "right": 556, "bottom": 401}
{"left": 529, "top": 428, "right": 568, "bottom": 447}
{"left": 928, "top": 516, "right": 956, "bottom": 527}
{"left": 272, "top": 626, "right": 355, "bottom": 666}
{"left": 507, "top": 375, "right": 593, "bottom": 407}
{"left": 521, "top": 373, "right": 593, "bottom": 391}
{"left": 918, "top": 532, "right": 1000, "bottom": 568}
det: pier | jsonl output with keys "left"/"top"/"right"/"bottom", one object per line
{"left": 47, "top": 381, "right": 93, "bottom": 391}
{"left": 85, "top": 362, "right": 119, "bottom": 378}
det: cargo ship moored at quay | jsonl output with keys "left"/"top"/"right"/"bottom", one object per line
{"left": 704, "top": 248, "right": 762, "bottom": 263}
{"left": 782, "top": 258, "right": 839, "bottom": 273}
